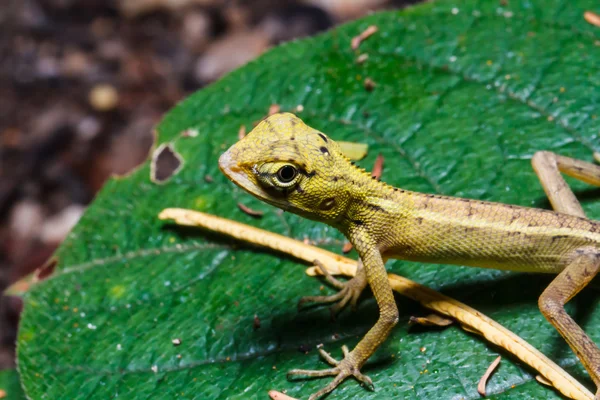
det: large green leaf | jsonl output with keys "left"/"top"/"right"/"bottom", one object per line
{"left": 16, "top": 0, "right": 600, "bottom": 398}
{"left": 0, "top": 369, "right": 26, "bottom": 400}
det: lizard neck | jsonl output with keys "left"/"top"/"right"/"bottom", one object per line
{"left": 340, "top": 158, "right": 413, "bottom": 201}
{"left": 335, "top": 159, "right": 416, "bottom": 232}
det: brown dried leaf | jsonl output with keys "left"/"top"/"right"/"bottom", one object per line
{"left": 364, "top": 77, "right": 376, "bottom": 91}
{"left": 342, "top": 242, "right": 353, "bottom": 253}
{"left": 253, "top": 314, "right": 261, "bottom": 330}
{"left": 351, "top": 25, "right": 378, "bottom": 50}
{"left": 477, "top": 356, "right": 502, "bottom": 396}
{"left": 372, "top": 153, "right": 384, "bottom": 180}
{"left": 237, "top": 202, "right": 264, "bottom": 217}
{"left": 584, "top": 11, "right": 600, "bottom": 27}
{"left": 268, "top": 390, "right": 297, "bottom": 400}
{"left": 268, "top": 104, "right": 281, "bottom": 116}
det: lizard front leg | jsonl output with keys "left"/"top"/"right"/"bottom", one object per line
{"left": 298, "top": 259, "right": 368, "bottom": 316}
{"left": 288, "top": 231, "right": 398, "bottom": 399}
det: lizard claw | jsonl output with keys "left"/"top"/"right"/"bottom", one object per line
{"left": 298, "top": 259, "right": 367, "bottom": 317}
{"left": 288, "top": 345, "right": 373, "bottom": 400}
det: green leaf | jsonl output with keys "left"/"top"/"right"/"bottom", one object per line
{"left": 17, "top": 0, "right": 600, "bottom": 399}
{"left": 0, "top": 369, "right": 26, "bottom": 400}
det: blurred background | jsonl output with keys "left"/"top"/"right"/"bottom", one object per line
{"left": 0, "top": 0, "right": 423, "bottom": 370}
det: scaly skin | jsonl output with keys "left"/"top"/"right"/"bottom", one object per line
{"left": 219, "top": 112, "right": 600, "bottom": 399}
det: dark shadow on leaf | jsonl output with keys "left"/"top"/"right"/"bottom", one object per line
{"left": 532, "top": 188, "right": 600, "bottom": 210}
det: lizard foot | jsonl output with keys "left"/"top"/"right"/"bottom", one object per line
{"left": 298, "top": 259, "right": 367, "bottom": 317}
{"left": 288, "top": 345, "right": 373, "bottom": 400}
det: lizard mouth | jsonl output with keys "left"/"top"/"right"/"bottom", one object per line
{"left": 218, "top": 148, "right": 274, "bottom": 203}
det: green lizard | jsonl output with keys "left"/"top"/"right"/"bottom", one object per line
{"left": 219, "top": 112, "right": 600, "bottom": 400}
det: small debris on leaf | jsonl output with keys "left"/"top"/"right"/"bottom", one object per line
{"left": 409, "top": 313, "right": 454, "bottom": 327}
{"left": 237, "top": 202, "right": 264, "bottom": 218}
{"left": 584, "top": 11, "right": 600, "bottom": 27}
{"left": 150, "top": 143, "right": 184, "bottom": 184}
{"left": 371, "top": 154, "right": 384, "bottom": 180}
{"left": 268, "top": 104, "right": 281, "bottom": 116}
{"left": 253, "top": 314, "right": 261, "bottom": 330}
{"left": 268, "top": 390, "right": 296, "bottom": 400}
{"left": 477, "top": 355, "right": 502, "bottom": 396}
{"left": 238, "top": 125, "right": 246, "bottom": 139}
{"left": 356, "top": 53, "right": 369, "bottom": 63}
{"left": 172, "top": 338, "right": 182, "bottom": 346}
{"left": 364, "top": 77, "right": 376, "bottom": 91}
{"left": 351, "top": 25, "right": 378, "bottom": 50}
{"left": 151, "top": 365, "right": 158, "bottom": 373}
{"left": 204, "top": 175, "right": 214, "bottom": 183}
{"left": 342, "top": 242, "right": 353, "bottom": 253}
{"left": 295, "top": 104, "right": 304, "bottom": 112}
{"left": 181, "top": 128, "right": 199, "bottom": 138}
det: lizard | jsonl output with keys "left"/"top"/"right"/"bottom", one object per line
{"left": 218, "top": 112, "right": 600, "bottom": 400}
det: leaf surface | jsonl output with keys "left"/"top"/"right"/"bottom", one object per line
{"left": 0, "top": 369, "right": 26, "bottom": 400}
{"left": 17, "top": 0, "right": 600, "bottom": 399}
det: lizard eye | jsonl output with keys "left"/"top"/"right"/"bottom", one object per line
{"left": 276, "top": 165, "right": 298, "bottom": 183}
{"left": 255, "top": 162, "right": 301, "bottom": 190}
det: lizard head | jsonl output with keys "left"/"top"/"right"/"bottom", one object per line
{"left": 219, "top": 112, "right": 351, "bottom": 224}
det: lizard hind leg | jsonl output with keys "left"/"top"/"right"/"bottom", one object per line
{"left": 532, "top": 151, "right": 600, "bottom": 397}
{"left": 531, "top": 151, "right": 600, "bottom": 217}
{"left": 538, "top": 248, "right": 600, "bottom": 398}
